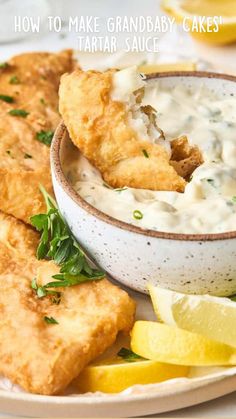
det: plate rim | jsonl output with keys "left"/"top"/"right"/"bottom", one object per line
{"left": 0, "top": 370, "right": 232, "bottom": 404}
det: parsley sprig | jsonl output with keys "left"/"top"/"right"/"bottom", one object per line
{"left": 30, "top": 186, "right": 105, "bottom": 294}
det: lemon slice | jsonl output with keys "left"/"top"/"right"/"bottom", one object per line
{"left": 138, "top": 62, "right": 196, "bottom": 74}
{"left": 149, "top": 285, "right": 236, "bottom": 348}
{"left": 73, "top": 356, "right": 188, "bottom": 393}
{"left": 162, "top": 0, "right": 236, "bottom": 45}
{"left": 131, "top": 321, "right": 236, "bottom": 366}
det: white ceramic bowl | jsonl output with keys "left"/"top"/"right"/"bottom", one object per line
{"left": 51, "top": 71, "right": 236, "bottom": 296}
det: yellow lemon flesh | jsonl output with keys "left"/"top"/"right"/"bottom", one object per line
{"left": 149, "top": 285, "right": 236, "bottom": 348}
{"left": 138, "top": 62, "right": 196, "bottom": 74}
{"left": 131, "top": 321, "right": 236, "bottom": 366}
{"left": 74, "top": 356, "right": 189, "bottom": 393}
{"left": 162, "top": 0, "right": 236, "bottom": 45}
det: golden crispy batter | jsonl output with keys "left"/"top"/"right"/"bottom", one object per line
{"left": 0, "top": 212, "right": 135, "bottom": 395}
{"left": 0, "top": 211, "right": 135, "bottom": 395}
{"left": 59, "top": 69, "right": 187, "bottom": 192}
{"left": 170, "top": 136, "right": 204, "bottom": 181}
{"left": 0, "top": 50, "right": 74, "bottom": 223}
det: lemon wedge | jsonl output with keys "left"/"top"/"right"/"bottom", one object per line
{"left": 149, "top": 285, "right": 236, "bottom": 348}
{"left": 74, "top": 356, "right": 188, "bottom": 393}
{"left": 162, "top": 0, "right": 236, "bottom": 45}
{"left": 138, "top": 62, "right": 196, "bottom": 74}
{"left": 131, "top": 321, "right": 236, "bottom": 366}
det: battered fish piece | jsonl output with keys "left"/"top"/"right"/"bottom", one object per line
{"left": 0, "top": 212, "right": 135, "bottom": 395}
{"left": 170, "top": 136, "right": 204, "bottom": 181}
{"left": 0, "top": 50, "right": 74, "bottom": 223}
{"left": 59, "top": 68, "right": 201, "bottom": 192}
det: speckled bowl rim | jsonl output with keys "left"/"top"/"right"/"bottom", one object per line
{"left": 51, "top": 71, "right": 236, "bottom": 242}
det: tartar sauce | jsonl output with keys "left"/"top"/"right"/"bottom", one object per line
{"left": 65, "top": 76, "right": 236, "bottom": 234}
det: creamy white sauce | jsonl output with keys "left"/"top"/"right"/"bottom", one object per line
{"left": 65, "top": 72, "right": 236, "bottom": 234}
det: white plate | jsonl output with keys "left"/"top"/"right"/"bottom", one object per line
{"left": 1, "top": 287, "right": 236, "bottom": 418}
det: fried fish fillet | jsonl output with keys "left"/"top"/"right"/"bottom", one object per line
{"left": 0, "top": 50, "right": 74, "bottom": 224}
{"left": 0, "top": 212, "right": 135, "bottom": 395}
{"left": 170, "top": 136, "right": 204, "bottom": 181}
{"left": 59, "top": 69, "right": 201, "bottom": 192}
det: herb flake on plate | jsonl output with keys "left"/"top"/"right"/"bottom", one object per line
{"left": 0, "top": 94, "right": 14, "bottom": 103}
{"left": 142, "top": 149, "right": 149, "bottom": 158}
{"left": 117, "top": 348, "right": 143, "bottom": 362}
{"left": 36, "top": 130, "right": 54, "bottom": 146}
{"left": 44, "top": 316, "right": 59, "bottom": 325}
{"left": 0, "top": 62, "right": 8, "bottom": 69}
{"left": 8, "top": 109, "right": 29, "bottom": 118}
{"left": 9, "top": 75, "right": 20, "bottom": 85}
{"left": 31, "top": 278, "right": 61, "bottom": 304}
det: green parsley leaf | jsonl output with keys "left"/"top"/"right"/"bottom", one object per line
{"left": 36, "top": 130, "right": 54, "bottom": 146}
{"left": 142, "top": 149, "right": 149, "bottom": 158}
{"left": 8, "top": 109, "right": 29, "bottom": 118}
{"left": 30, "top": 186, "right": 105, "bottom": 293}
{"left": 31, "top": 277, "right": 61, "bottom": 303}
{"left": 44, "top": 316, "right": 59, "bottom": 325}
{"left": 0, "top": 94, "right": 14, "bottom": 103}
{"left": 24, "top": 153, "right": 32, "bottom": 159}
{"left": 232, "top": 196, "right": 236, "bottom": 203}
{"left": 31, "top": 278, "right": 37, "bottom": 290}
{"left": 9, "top": 75, "right": 20, "bottom": 85}
{"left": 0, "top": 62, "right": 8, "bottom": 69}
{"left": 229, "top": 295, "right": 236, "bottom": 302}
{"left": 133, "top": 209, "right": 143, "bottom": 220}
{"left": 117, "top": 348, "right": 143, "bottom": 362}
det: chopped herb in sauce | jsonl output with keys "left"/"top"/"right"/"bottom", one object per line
{"left": 142, "top": 149, "right": 149, "bottom": 158}
{"left": 133, "top": 209, "right": 143, "bottom": 220}
{"left": 232, "top": 196, "right": 236, "bottom": 203}
{"left": 9, "top": 75, "right": 20, "bottom": 85}
{"left": 44, "top": 316, "right": 59, "bottom": 325}
{"left": 36, "top": 130, "right": 54, "bottom": 146}
{"left": 206, "top": 178, "right": 216, "bottom": 187}
{"left": 40, "top": 98, "right": 46, "bottom": 105}
{"left": 0, "top": 94, "right": 14, "bottom": 103}
{"left": 117, "top": 348, "right": 143, "bottom": 362}
{"left": 9, "top": 109, "right": 29, "bottom": 118}
{"left": 6, "top": 150, "right": 11, "bottom": 156}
